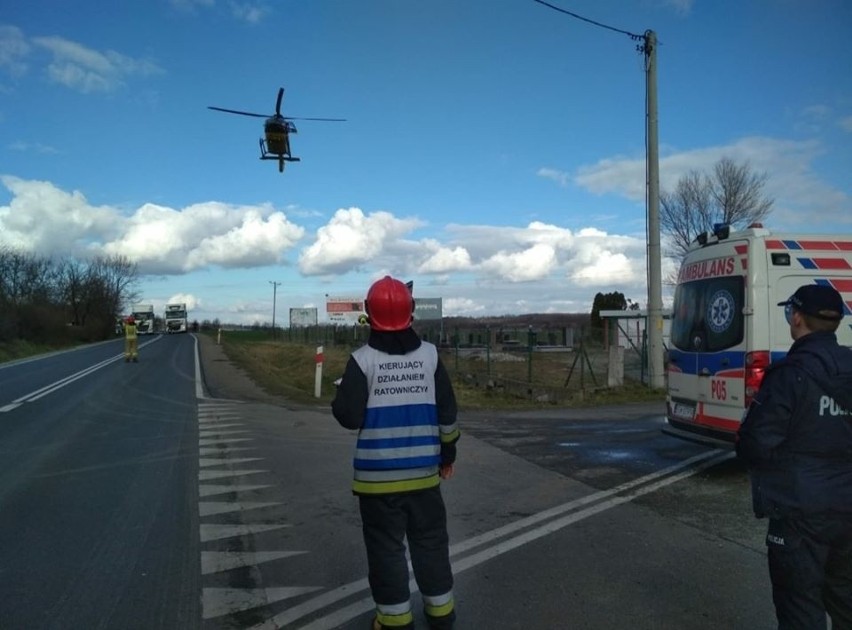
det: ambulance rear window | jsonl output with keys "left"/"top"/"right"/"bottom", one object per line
{"left": 671, "top": 277, "right": 744, "bottom": 352}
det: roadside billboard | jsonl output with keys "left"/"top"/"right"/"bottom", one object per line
{"left": 326, "top": 297, "right": 365, "bottom": 324}
{"left": 289, "top": 307, "right": 318, "bottom": 328}
{"left": 414, "top": 297, "right": 442, "bottom": 321}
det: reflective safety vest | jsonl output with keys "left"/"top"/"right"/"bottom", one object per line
{"left": 350, "top": 342, "right": 442, "bottom": 495}
{"left": 125, "top": 323, "right": 138, "bottom": 340}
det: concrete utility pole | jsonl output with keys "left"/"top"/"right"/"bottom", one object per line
{"left": 269, "top": 281, "right": 281, "bottom": 339}
{"left": 644, "top": 30, "right": 665, "bottom": 390}
{"left": 530, "top": 2, "right": 665, "bottom": 389}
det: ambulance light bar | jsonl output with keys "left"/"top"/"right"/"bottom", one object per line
{"left": 693, "top": 223, "right": 732, "bottom": 247}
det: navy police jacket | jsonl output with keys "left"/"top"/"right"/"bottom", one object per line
{"left": 332, "top": 327, "right": 460, "bottom": 496}
{"left": 737, "top": 331, "right": 852, "bottom": 516}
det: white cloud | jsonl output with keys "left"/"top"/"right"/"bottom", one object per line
{"left": 169, "top": 0, "right": 268, "bottom": 22}
{"left": 659, "top": 0, "right": 694, "bottom": 14}
{"left": 230, "top": 2, "right": 269, "bottom": 23}
{"left": 8, "top": 140, "right": 59, "bottom": 154}
{"left": 443, "top": 297, "right": 486, "bottom": 317}
{"left": 103, "top": 202, "right": 304, "bottom": 272}
{"left": 440, "top": 222, "right": 646, "bottom": 290}
{"left": 0, "top": 177, "right": 660, "bottom": 322}
{"left": 31, "top": 35, "right": 163, "bottom": 93}
{"left": 575, "top": 153, "right": 647, "bottom": 202}
{"left": 418, "top": 242, "right": 472, "bottom": 274}
{"left": 480, "top": 243, "right": 557, "bottom": 282}
{"left": 839, "top": 116, "right": 852, "bottom": 133}
{"left": 0, "top": 176, "right": 119, "bottom": 253}
{"left": 572, "top": 136, "right": 851, "bottom": 228}
{"left": 0, "top": 25, "right": 29, "bottom": 77}
{"left": 0, "top": 176, "right": 304, "bottom": 273}
{"left": 298, "top": 207, "right": 424, "bottom": 275}
{"left": 537, "top": 167, "right": 570, "bottom": 187}
{"left": 170, "top": 0, "right": 215, "bottom": 10}
{"left": 166, "top": 293, "right": 200, "bottom": 310}
{"left": 570, "top": 250, "right": 637, "bottom": 287}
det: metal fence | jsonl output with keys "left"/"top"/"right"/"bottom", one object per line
{"left": 276, "top": 322, "right": 652, "bottom": 404}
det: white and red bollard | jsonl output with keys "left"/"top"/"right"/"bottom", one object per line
{"left": 314, "top": 345, "right": 324, "bottom": 398}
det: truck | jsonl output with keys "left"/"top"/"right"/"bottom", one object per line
{"left": 663, "top": 224, "right": 852, "bottom": 447}
{"left": 164, "top": 303, "right": 188, "bottom": 333}
{"left": 130, "top": 304, "right": 156, "bottom": 335}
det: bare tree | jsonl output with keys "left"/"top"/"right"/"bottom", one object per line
{"left": 0, "top": 250, "right": 141, "bottom": 343}
{"left": 661, "top": 157, "right": 773, "bottom": 258}
{"left": 82, "top": 255, "right": 140, "bottom": 337}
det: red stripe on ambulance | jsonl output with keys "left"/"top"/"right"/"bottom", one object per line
{"left": 811, "top": 258, "right": 852, "bottom": 270}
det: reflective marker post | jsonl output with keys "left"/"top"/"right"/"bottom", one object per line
{"left": 315, "top": 345, "right": 324, "bottom": 398}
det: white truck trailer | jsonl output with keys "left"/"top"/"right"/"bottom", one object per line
{"left": 130, "top": 304, "right": 156, "bottom": 335}
{"left": 164, "top": 303, "right": 188, "bottom": 333}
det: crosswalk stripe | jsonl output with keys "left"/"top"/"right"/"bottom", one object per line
{"left": 197, "top": 421, "right": 244, "bottom": 428}
{"left": 198, "top": 468, "right": 267, "bottom": 481}
{"left": 199, "top": 501, "right": 281, "bottom": 517}
{"left": 195, "top": 393, "right": 326, "bottom": 627}
{"left": 198, "top": 483, "right": 274, "bottom": 497}
{"left": 199, "top": 429, "right": 251, "bottom": 437}
{"left": 199, "top": 437, "right": 254, "bottom": 446}
{"left": 199, "top": 446, "right": 256, "bottom": 456}
{"left": 199, "top": 523, "right": 291, "bottom": 543}
{"left": 199, "top": 457, "right": 264, "bottom": 467}
{"left": 201, "top": 551, "right": 306, "bottom": 575}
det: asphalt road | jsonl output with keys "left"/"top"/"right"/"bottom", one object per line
{"left": 0, "top": 334, "right": 776, "bottom": 629}
{"left": 0, "top": 334, "right": 199, "bottom": 629}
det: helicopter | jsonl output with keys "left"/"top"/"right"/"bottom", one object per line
{"left": 208, "top": 87, "right": 345, "bottom": 173}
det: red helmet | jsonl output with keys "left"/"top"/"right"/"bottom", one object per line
{"left": 126, "top": 316, "right": 135, "bottom": 324}
{"left": 365, "top": 276, "right": 413, "bottom": 331}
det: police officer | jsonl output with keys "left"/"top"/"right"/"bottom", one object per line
{"left": 737, "top": 284, "right": 852, "bottom": 629}
{"left": 332, "top": 276, "right": 460, "bottom": 630}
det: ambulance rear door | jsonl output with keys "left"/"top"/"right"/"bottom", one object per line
{"left": 666, "top": 238, "right": 747, "bottom": 442}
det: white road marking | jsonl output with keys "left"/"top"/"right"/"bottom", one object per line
{"left": 198, "top": 418, "right": 246, "bottom": 431}
{"left": 202, "top": 587, "right": 324, "bottom": 620}
{"left": 198, "top": 429, "right": 252, "bottom": 438}
{"left": 198, "top": 501, "right": 282, "bottom": 517}
{"left": 199, "top": 457, "right": 264, "bottom": 468}
{"left": 198, "top": 468, "right": 268, "bottom": 481}
{"left": 199, "top": 446, "right": 257, "bottom": 456}
{"left": 252, "top": 449, "right": 733, "bottom": 630}
{"left": 201, "top": 551, "right": 307, "bottom": 575}
{"left": 194, "top": 381, "right": 325, "bottom": 621}
{"left": 198, "top": 484, "right": 274, "bottom": 498}
{"left": 199, "top": 523, "right": 292, "bottom": 543}
{"left": 198, "top": 437, "right": 254, "bottom": 446}
{"left": 1, "top": 337, "right": 163, "bottom": 412}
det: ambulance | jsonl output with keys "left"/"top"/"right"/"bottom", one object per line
{"left": 663, "top": 224, "right": 852, "bottom": 447}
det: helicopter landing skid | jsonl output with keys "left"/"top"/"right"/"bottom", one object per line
{"left": 260, "top": 155, "right": 300, "bottom": 161}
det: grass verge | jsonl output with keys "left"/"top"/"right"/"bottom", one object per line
{"left": 213, "top": 331, "right": 665, "bottom": 410}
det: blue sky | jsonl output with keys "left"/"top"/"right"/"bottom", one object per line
{"left": 1, "top": 0, "right": 850, "bottom": 325}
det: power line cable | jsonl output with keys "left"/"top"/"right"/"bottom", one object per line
{"left": 531, "top": 0, "right": 644, "bottom": 41}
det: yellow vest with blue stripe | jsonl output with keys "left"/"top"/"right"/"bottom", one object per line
{"left": 351, "top": 342, "right": 441, "bottom": 495}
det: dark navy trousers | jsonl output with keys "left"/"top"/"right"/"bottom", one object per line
{"left": 767, "top": 514, "right": 852, "bottom": 629}
{"left": 359, "top": 486, "right": 455, "bottom": 628}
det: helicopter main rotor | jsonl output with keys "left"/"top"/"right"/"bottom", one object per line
{"left": 208, "top": 87, "right": 346, "bottom": 122}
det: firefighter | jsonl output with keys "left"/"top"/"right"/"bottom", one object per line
{"left": 332, "top": 276, "right": 460, "bottom": 630}
{"left": 124, "top": 316, "right": 139, "bottom": 362}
